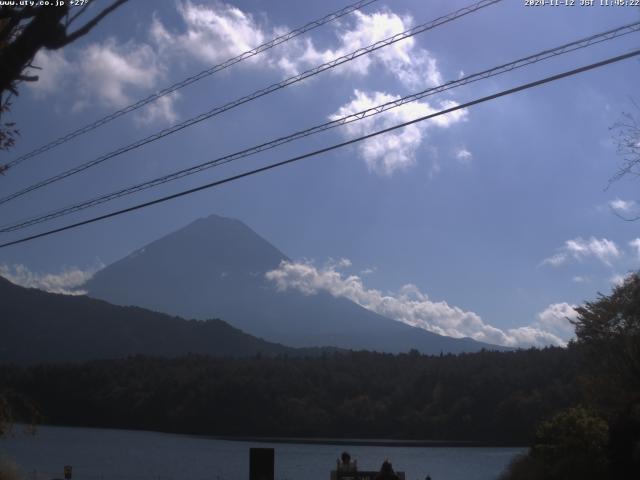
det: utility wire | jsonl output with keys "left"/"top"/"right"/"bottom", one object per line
{"left": 2, "top": 0, "right": 380, "bottom": 170}
{"left": 0, "top": 0, "right": 502, "bottom": 206}
{"left": 2, "top": 21, "right": 638, "bottom": 234}
{"left": 1, "top": 48, "right": 637, "bottom": 250}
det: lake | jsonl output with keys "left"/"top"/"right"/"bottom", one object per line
{"left": 1, "top": 425, "right": 525, "bottom": 480}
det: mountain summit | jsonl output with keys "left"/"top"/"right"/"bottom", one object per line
{"left": 86, "top": 214, "right": 506, "bottom": 354}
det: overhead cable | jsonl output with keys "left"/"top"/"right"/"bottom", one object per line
{"left": 0, "top": 0, "right": 502, "bottom": 205}
{"left": 2, "top": 21, "right": 637, "bottom": 234}
{"left": 2, "top": 0, "right": 380, "bottom": 170}
{"left": 1, "top": 47, "right": 637, "bottom": 249}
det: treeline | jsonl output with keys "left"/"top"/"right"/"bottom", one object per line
{"left": 0, "top": 346, "right": 580, "bottom": 443}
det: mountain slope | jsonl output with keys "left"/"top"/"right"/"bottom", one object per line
{"left": 85, "top": 214, "right": 508, "bottom": 354}
{"left": 0, "top": 276, "right": 307, "bottom": 364}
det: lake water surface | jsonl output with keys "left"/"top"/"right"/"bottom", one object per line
{"left": 1, "top": 425, "right": 525, "bottom": 480}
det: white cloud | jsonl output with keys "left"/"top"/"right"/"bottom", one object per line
{"left": 26, "top": 49, "right": 71, "bottom": 97}
{"left": 503, "top": 326, "right": 567, "bottom": 349}
{"left": 151, "top": 1, "right": 265, "bottom": 65}
{"left": 77, "top": 39, "right": 165, "bottom": 109}
{"left": 536, "top": 302, "right": 577, "bottom": 337}
{"left": 134, "top": 91, "right": 181, "bottom": 126}
{"left": 283, "top": 10, "right": 442, "bottom": 90}
{"left": 543, "top": 237, "right": 621, "bottom": 267}
{"left": 329, "top": 90, "right": 467, "bottom": 175}
{"left": 609, "top": 198, "right": 636, "bottom": 214}
{"left": 266, "top": 259, "right": 566, "bottom": 348}
{"left": 629, "top": 238, "right": 640, "bottom": 260}
{"left": 572, "top": 275, "right": 591, "bottom": 283}
{"left": 542, "top": 253, "right": 567, "bottom": 267}
{"left": 152, "top": 3, "right": 444, "bottom": 93}
{"left": 0, "top": 263, "right": 103, "bottom": 295}
{"left": 27, "top": 37, "right": 177, "bottom": 124}
{"left": 25, "top": 2, "right": 457, "bottom": 131}
{"left": 455, "top": 147, "right": 472, "bottom": 163}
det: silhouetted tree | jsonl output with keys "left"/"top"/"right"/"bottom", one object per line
{"left": 0, "top": 1, "right": 129, "bottom": 170}
{"left": 502, "top": 273, "right": 640, "bottom": 479}
{"left": 0, "top": 1, "right": 128, "bottom": 96}
{"left": 573, "top": 272, "right": 640, "bottom": 410}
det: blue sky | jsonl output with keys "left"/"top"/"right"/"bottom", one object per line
{"left": 0, "top": 0, "right": 639, "bottom": 347}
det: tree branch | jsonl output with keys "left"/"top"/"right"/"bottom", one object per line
{"left": 60, "top": 0, "right": 128, "bottom": 47}
{"left": 66, "top": 2, "right": 91, "bottom": 28}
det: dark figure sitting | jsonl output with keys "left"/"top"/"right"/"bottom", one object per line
{"left": 337, "top": 451, "right": 357, "bottom": 473}
{"left": 374, "top": 460, "right": 400, "bottom": 480}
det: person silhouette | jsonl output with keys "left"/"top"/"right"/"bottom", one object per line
{"left": 374, "top": 460, "right": 400, "bottom": 480}
{"left": 337, "top": 451, "right": 356, "bottom": 473}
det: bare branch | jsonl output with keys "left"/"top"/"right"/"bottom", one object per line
{"left": 66, "top": 2, "right": 91, "bottom": 28}
{"left": 61, "top": 0, "right": 128, "bottom": 47}
{"left": 16, "top": 74, "right": 38, "bottom": 82}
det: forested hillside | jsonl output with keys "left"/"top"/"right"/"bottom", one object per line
{"left": 0, "top": 347, "right": 578, "bottom": 443}
{"left": 0, "top": 276, "right": 315, "bottom": 363}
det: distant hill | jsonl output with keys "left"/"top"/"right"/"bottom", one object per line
{"left": 85, "top": 214, "right": 508, "bottom": 354}
{"left": 0, "top": 276, "right": 313, "bottom": 364}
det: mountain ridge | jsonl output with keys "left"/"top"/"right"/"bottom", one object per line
{"left": 85, "top": 214, "right": 509, "bottom": 354}
{"left": 0, "top": 275, "right": 328, "bottom": 364}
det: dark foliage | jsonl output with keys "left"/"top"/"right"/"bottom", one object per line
{"left": 0, "top": 1, "right": 128, "bottom": 96}
{"left": 0, "top": 93, "right": 18, "bottom": 155}
{"left": 500, "top": 407, "right": 610, "bottom": 480}
{"left": 0, "top": 1, "right": 128, "bottom": 170}
{"left": 0, "top": 347, "right": 579, "bottom": 443}
{"left": 501, "top": 272, "right": 640, "bottom": 479}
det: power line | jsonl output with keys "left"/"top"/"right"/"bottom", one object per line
{"left": 2, "top": 0, "right": 380, "bottom": 170}
{"left": 1, "top": 48, "right": 637, "bottom": 250}
{"left": 1, "top": 21, "right": 637, "bottom": 234}
{"left": 0, "top": 0, "right": 502, "bottom": 206}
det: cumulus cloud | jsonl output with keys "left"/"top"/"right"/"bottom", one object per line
{"left": 134, "top": 91, "right": 181, "bottom": 126}
{"left": 536, "top": 302, "right": 577, "bottom": 337}
{"left": 26, "top": 2, "right": 458, "bottom": 131}
{"left": 609, "top": 198, "right": 636, "bottom": 214}
{"left": 543, "top": 237, "right": 621, "bottom": 267}
{"left": 76, "top": 39, "right": 165, "bottom": 109}
{"left": 329, "top": 90, "right": 467, "bottom": 175}
{"left": 26, "top": 49, "right": 71, "bottom": 97}
{"left": 151, "top": 1, "right": 265, "bottom": 65}
{"left": 0, "top": 263, "right": 103, "bottom": 295}
{"left": 279, "top": 9, "right": 442, "bottom": 90}
{"left": 26, "top": 37, "right": 176, "bottom": 124}
{"left": 266, "top": 259, "right": 566, "bottom": 348}
{"left": 151, "top": 3, "right": 445, "bottom": 93}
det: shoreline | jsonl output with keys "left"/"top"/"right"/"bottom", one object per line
{"left": 212, "top": 436, "right": 528, "bottom": 448}
{"left": 12, "top": 423, "right": 528, "bottom": 448}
